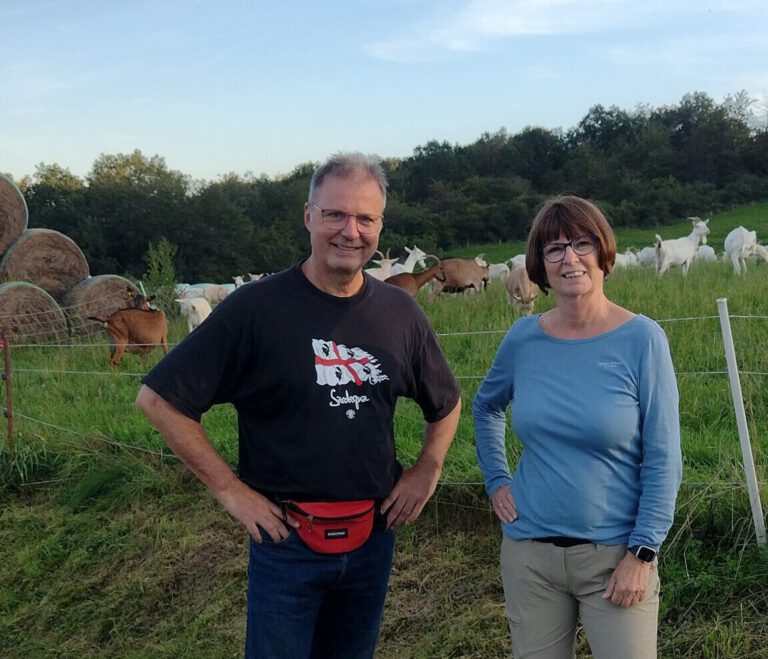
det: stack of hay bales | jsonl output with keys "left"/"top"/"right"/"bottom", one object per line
{"left": 0, "top": 173, "right": 140, "bottom": 342}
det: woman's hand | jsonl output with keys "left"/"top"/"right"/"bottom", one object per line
{"left": 491, "top": 484, "right": 518, "bottom": 524}
{"left": 602, "top": 552, "right": 653, "bottom": 608}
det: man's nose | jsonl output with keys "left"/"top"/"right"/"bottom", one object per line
{"left": 340, "top": 215, "right": 361, "bottom": 238}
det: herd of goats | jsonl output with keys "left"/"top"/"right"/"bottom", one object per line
{"left": 89, "top": 220, "right": 766, "bottom": 369}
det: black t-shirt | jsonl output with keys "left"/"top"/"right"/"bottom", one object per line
{"left": 143, "top": 263, "right": 460, "bottom": 501}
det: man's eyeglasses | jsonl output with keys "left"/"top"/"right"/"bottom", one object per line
{"left": 541, "top": 235, "right": 597, "bottom": 263}
{"left": 310, "top": 203, "right": 383, "bottom": 234}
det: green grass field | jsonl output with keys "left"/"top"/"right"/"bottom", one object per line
{"left": 2, "top": 203, "right": 768, "bottom": 657}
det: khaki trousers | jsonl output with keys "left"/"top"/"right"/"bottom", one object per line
{"left": 500, "top": 537, "right": 659, "bottom": 659}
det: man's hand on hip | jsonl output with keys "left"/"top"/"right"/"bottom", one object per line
{"left": 220, "top": 483, "right": 298, "bottom": 543}
{"left": 381, "top": 459, "right": 441, "bottom": 530}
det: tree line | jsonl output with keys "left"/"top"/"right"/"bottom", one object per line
{"left": 12, "top": 90, "right": 768, "bottom": 281}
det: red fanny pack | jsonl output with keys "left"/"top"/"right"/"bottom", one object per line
{"left": 287, "top": 500, "right": 376, "bottom": 554}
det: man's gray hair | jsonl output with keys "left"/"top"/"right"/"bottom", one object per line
{"left": 308, "top": 152, "right": 388, "bottom": 207}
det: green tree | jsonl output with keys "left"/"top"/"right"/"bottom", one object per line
{"left": 21, "top": 163, "right": 86, "bottom": 236}
{"left": 86, "top": 150, "right": 191, "bottom": 275}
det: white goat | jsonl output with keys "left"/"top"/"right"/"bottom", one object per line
{"left": 202, "top": 284, "right": 231, "bottom": 304}
{"left": 637, "top": 246, "right": 657, "bottom": 266}
{"left": 696, "top": 245, "right": 717, "bottom": 262}
{"left": 723, "top": 226, "right": 768, "bottom": 274}
{"left": 613, "top": 249, "right": 639, "bottom": 268}
{"left": 176, "top": 297, "right": 213, "bottom": 333}
{"left": 389, "top": 245, "right": 427, "bottom": 276}
{"left": 506, "top": 265, "right": 540, "bottom": 315}
{"left": 655, "top": 218, "right": 710, "bottom": 276}
{"left": 182, "top": 286, "right": 205, "bottom": 299}
{"left": 364, "top": 250, "right": 399, "bottom": 281}
{"left": 233, "top": 275, "right": 245, "bottom": 288}
{"left": 507, "top": 254, "right": 526, "bottom": 269}
{"left": 488, "top": 263, "right": 510, "bottom": 282}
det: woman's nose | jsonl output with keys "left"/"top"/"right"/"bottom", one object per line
{"left": 562, "top": 244, "right": 579, "bottom": 262}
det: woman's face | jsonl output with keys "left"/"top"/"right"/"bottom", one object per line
{"left": 542, "top": 232, "right": 605, "bottom": 301}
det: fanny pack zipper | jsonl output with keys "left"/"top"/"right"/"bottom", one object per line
{"left": 287, "top": 502, "right": 376, "bottom": 528}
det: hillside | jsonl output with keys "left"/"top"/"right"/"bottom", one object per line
{"left": 2, "top": 204, "right": 768, "bottom": 658}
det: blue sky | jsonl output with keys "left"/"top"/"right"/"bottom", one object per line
{"left": 1, "top": 0, "right": 766, "bottom": 183}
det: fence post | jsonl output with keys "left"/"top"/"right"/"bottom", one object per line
{"left": 716, "top": 298, "right": 766, "bottom": 548}
{"left": 1, "top": 331, "right": 13, "bottom": 456}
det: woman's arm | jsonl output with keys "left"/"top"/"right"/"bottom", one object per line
{"left": 629, "top": 327, "right": 683, "bottom": 550}
{"left": 472, "top": 334, "right": 516, "bottom": 499}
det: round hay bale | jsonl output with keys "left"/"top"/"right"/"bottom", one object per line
{"left": 0, "top": 282, "right": 68, "bottom": 343}
{"left": 64, "top": 275, "right": 141, "bottom": 336}
{"left": 0, "top": 228, "right": 90, "bottom": 302}
{"left": 0, "top": 174, "right": 28, "bottom": 256}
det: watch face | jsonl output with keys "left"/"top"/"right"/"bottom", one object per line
{"left": 633, "top": 546, "right": 656, "bottom": 562}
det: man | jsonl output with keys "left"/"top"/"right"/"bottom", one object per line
{"left": 135, "top": 152, "right": 461, "bottom": 658}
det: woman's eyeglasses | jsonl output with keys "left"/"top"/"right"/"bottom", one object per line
{"left": 541, "top": 235, "right": 597, "bottom": 263}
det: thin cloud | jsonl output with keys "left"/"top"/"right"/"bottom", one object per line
{"left": 364, "top": 0, "right": 766, "bottom": 62}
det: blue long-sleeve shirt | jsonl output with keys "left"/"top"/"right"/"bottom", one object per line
{"left": 473, "top": 314, "right": 682, "bottom": 550}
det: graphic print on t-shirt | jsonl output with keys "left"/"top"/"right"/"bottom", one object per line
{"left": 312, "top": 339, "right": 390, "bottom": 417}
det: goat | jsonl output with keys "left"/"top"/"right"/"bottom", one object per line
{"left": 754, "top": 244, "right": 768, "bottom": 263}
{"left": 389, "top": 245, "right": 427, "bottom": 276}
{"left": 181, "top": 286, "right": 205, "bottom": 300}
{"left": 201, "top": 284, "right": 230, "bottom": 304}
{"left": 696, "top": 245, "right": 717, "bottom": 262}
{"left": 120, "top": 286, "right": 152, "bottom": 309}
{"left": 365, "top": 249, "right": 399, "bottom": 281}
{"left": 431, "top": 257, "right": 490, "bottom": 296}
{"left": 506, "top": 265, "right": 540, "bottom": 315}
{"left": 488, "top": 263, "right": 510, "bottom": 281}
{"left": 723, "top": 226, "right": 766, "bottom": 274}
{"left": 507, "top": 254, "right": 526, "bottom": 269}
{"left": 176, "top": 297, "right": 213, "bottom": 333}
{"left": 637, "top": 246, "right": 657, "bottom": 266}
{"left": 88, "top": 307, "right": 168, "bottom": 368}
{"left": 233, "top": 275, "right": 245, "bottom": 288}
{"left": 613, "top": 249, "right": 639, "bottom": 268}
{"left": 385, "top": 258, "right": 445, "bottom": 297}
{"left": 655, "top": 218, "right": 710, "bottom": 276}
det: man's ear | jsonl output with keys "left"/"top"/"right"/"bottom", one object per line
{"left": 304, "top": 202, "right": 312, "bottom": 230}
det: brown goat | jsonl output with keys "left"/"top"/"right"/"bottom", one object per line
{"left": 88, "top": 307, "right": 168, "bottom": 368}
{"left": 121, "top": 286, "right": 156, "bottom": 310}
{"left": 431, "top": 258, "right": 489, "bottom": 296}
{"left": 506, "top": 264, "right": 540, "bottom": 315}
{"left": 385, "top": 261, "right": 445, "bottom": 297}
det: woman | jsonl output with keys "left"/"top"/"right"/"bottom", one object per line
{"left": 473, "top": 196, "right": 681, "bottom": 659}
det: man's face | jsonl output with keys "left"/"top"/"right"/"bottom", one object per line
{"left": 304, "top": 174, "right": 384, "bottom": 280}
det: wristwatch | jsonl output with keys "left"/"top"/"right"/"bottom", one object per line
{"left": 628, "top": 545, "right": 657, "bottom": 563}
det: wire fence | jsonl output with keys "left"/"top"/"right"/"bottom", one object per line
{"left": 3, "top": 310, "right": 766, "bottom": 488}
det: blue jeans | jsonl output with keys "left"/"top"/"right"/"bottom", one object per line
{"left": 245, "top": 527, "right": 396, "bottom": 659}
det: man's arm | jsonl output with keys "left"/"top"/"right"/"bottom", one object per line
{"left": 135, "top": 385, "right": 296, "bottom": 542}
{"left": 381, "top": 398, "right": 461, "bottom": 529}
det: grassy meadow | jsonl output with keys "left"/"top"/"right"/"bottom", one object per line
{"left": 2, "top": 203, "right": 768, "bottom": 657}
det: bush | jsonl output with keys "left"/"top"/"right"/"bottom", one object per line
{"left": 142, "top": 237, "right": 179, "bottom": 316}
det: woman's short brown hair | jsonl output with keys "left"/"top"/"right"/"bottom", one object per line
{"left": 525, "top": 195, "right": 616, "bottom": 294}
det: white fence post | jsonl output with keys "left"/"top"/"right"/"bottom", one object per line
{"left": 716, "top": 298, "right": 766, "bottom": 548}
